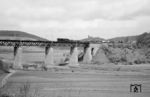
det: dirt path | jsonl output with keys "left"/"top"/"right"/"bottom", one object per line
{"left": 0, "top": 70, "right": 16, "bottom": 88}
{"left": 0, "top": 73, "right": 7, "bottom": 85}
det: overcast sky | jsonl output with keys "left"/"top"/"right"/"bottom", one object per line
{"left": 0, "top": 0, "right": 150, "bottom": 40}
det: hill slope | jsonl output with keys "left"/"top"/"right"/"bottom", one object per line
{"left": 136, "top": 32, "right": 150, "bottom": 47}
{"left": 109, "top": 32, "right": 150, "bottom": 47}
{"left": 109, "top": 35, "right": 137, "bottom": 43}
{"left": 0, "top": 30, "right": 48, "bottom": 41}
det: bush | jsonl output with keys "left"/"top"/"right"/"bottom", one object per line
{"left": 0, "top": 82, "right": 41, "bottom": 97}
{"left": 0, "top": 60, "right": 12, "bottom": 73}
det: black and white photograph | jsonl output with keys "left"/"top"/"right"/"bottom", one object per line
{"left": 0, "top": 0, "right": 150, "bottom": 97}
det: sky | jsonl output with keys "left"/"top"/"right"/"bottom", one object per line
{"left": 0, "top": 0, "right": 150, "bottom": 40}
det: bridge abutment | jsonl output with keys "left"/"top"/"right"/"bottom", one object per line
{"left": 13, "top": 46, "right": 23, "bottom": 69}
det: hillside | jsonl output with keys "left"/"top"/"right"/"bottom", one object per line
{"left": 108, "top": 32, "right": 150, "bottom": 47}
{"left": 109, "top": 35, "right": 137, "bottom": 43}
{"left": 136, "top": 32, "right": 150, "bottom": 48}
{"left": 0, "top": 30, "right": 48, "bottom": 41}
{"left": 92, "top": 32, "right": 150, "bottom": 65}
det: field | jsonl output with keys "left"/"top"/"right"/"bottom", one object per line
{"left": 4, "top": 64, "right": 150, "bottom": 97}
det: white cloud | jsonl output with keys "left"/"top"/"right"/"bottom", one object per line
{"left": 0, "top": 0, "right": 150, "bottom": 40}
{"left": 101, "top": 0, "right": 150, "bottom": 20}
{"left": 18, "top": 18, "right": 138, "bottom": 40}
{"left": 5, "top": 6, "right": 67, "bottom": 21}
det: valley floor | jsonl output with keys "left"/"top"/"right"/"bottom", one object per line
{"left": 4, "top": 64, "right": 150, "bottom": 97}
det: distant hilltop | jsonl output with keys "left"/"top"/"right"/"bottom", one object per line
{"left": 0, "top": 30, "right": 48, "bottom": 41}
{"left": 80, "top": 35, "right": 107, "bottom": 43}
{"left": 80, "top": 32, "right": 150, "bottom": 46}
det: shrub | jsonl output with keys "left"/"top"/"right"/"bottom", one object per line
{"left": 0, "top": 82, "right": 41, "bottom": 97}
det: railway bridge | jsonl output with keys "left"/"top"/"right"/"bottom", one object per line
{"left": 0, "top": 40, "right": 96, "bottom": 69}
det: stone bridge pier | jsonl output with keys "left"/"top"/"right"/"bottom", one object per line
{"left": 82, "top": 43, "right": 101, "bottom": 64}
{"left": 68, "top": 43, "right": 99, "bottom": 65}
{"left": 83, "top": 46, "right": 92, "bottom": 64}
{"left": 69, "top": 46, "right": 79, "bottom": 66}
{"left": 45, "top": 46, "right": 54, "bottom": 68}
{"left": 13, "top": 46, "right": 23, "bottom": 69}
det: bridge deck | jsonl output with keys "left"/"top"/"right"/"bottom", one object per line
{"left": 0, "top": 40, "right": 89, "bottom": 47}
